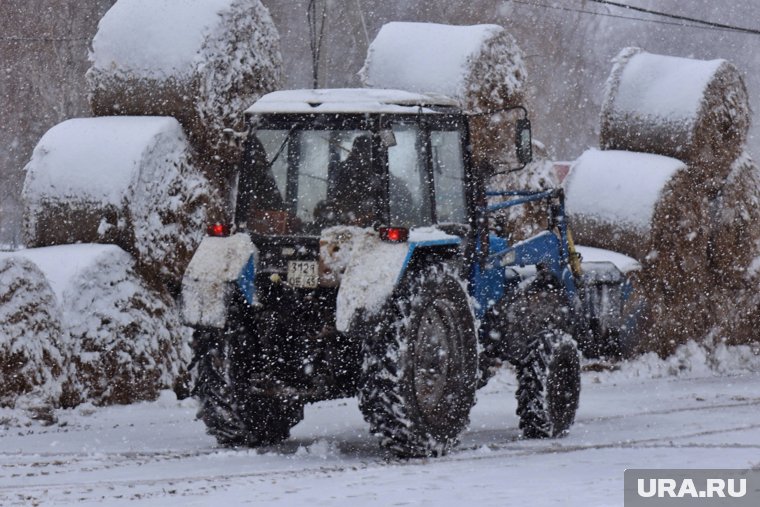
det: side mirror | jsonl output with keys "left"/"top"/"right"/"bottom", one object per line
{"left": 515, "top": 118, "right": 532, "bottom": 166}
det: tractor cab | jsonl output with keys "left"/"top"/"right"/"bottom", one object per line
{"left": 236, "top": 88, "right": 507, "bottom": 238}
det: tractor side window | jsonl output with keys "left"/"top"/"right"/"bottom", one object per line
{"left": 388, "top": 124, "right": 433, "bottom": 227}
{"left": 431, "top": 130, "right": 467, "bottom": 224}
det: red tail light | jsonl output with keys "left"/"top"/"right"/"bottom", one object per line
{"left": 379, "top": 226, "right": 409, "bottom": 243}
{"left": 207, "top": 223, "right": 231, "bottom": 237}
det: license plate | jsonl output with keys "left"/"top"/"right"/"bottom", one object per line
{"left": 287, "top": 260, "right": 318, "bottom": 289}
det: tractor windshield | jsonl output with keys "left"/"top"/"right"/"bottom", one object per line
{"left": 236, "top": 128, "right": 380, "bottom": 235}
{"left": 235, "top": 114, "right": 469, "bottom": 236}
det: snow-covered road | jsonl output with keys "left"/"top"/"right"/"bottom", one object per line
{"left": 1, "top": 347, "right": 759, "bottom": 506}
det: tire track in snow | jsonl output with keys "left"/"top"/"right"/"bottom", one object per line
{"left": 2, "top": 410, "right": 759, "bottom": 502}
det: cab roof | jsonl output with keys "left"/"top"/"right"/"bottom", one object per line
{"left": 245, "top": 88, "right": 461, "bottom": 115}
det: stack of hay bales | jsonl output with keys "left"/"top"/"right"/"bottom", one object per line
{"left": 0, "top": 245, "right": 190, "bottom": 408}
{"left": 0, "top": 256, "right": 65, "bottom": 407}
{"left": 8, "top": 0, "right": 283, "bottom": 408}
{"left": 361, "top": 22, "right": 549, "bottom": 239}
{"left": 86, "top": 0, "right": 283, "bottom": 187}
{"left": 566, "top": 47, "right": 755, "bottom": 354}
{"left": 22, "top": 116, "right": 215, "bottom": 292}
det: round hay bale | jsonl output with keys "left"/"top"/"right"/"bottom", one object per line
{"left": 564, "top": 149, "right": 691, "bottom": 261}
{"left": 86, "top": 0, "right": 283, "bottom": 170}
{"left": 565, "top": 149, "right": 721, "bottom": 355}
{"left": 18, "top": 244, "right": 192, "bottom": 407}
{"left": 600, "top": 47, "right": 750, "bottom": 174}
{"left": 701, "top": 152, "right": 760, "bottom": 348}
{"left": 360, "top": 22, "right": 527, "bottom": 164}
{"left": 0, "top": 255, "right": 65, "bottom": 407}
{"left": 707, "top": 151, "right": 760, "bottom": 290}
{"left": 22, "top": 116, "right": 220, "bottom": 293}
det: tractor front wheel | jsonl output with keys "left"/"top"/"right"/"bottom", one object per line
{"left": 503, "top": 284, "right": 581, "bottom": 438}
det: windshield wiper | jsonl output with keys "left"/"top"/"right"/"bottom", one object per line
{"left": 266, "top": 125, "right": 297, "bottom": 168}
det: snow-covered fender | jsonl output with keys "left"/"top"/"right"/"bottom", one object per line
{"left": 181, "top": 233, "right": 257, "bottom": 329}
{"left": 334, "top": 228, "right": 461, "bottom": 333}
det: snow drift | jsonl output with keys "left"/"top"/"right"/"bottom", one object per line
{"left": 360, "top": 22, "right": 527, "bottom": 164}
{"left": 22, "top": 116, "right": 218, "bottom": 291}
{"left": 600, "top": 47, "right": 750, "bottom": 172}
{"left": 9, "top": 245, "right": 192, "bottom": 407}
{"left": 86, "top": 0, "right": 282, "bottom": 170}
{"left": 0, "top": 256, "right": 65, "bottom": 407}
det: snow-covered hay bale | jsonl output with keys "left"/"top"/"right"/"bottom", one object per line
{"left": 22, "top": 116, "right": 218, "bottom": 291}
{"left": 565, "top": 149, "right": 720, "bottom": 355}
{"left": 600, "top": 47, "right": 750, "bottom": 173}
{"left": 564, "top": 149, "right": 693, "bottom": 261}
{"left": 0, "top": 255, "right": 65, "bottom": 407}
{"left": 86, "top": 0, "right": 282, "bottom": 167}
{"left": 360, "top": 22, "right": 527, "bottom": 164}
{"left": 16, "top": 245, "right": 191, "bottom": 407}
{"left": 700, "top": 153, "right": 760, "bottom": 348}
{"left": 707, "top": 152, "right": 760, "bottom": 290}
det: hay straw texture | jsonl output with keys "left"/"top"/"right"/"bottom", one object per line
{"left": 22, "top": 116, "right": 219, "bottom": 291}
{"left": 360, "top": 22, "right": 527, "bottom": 164}
{"left": 600, "top": 47, "right": 750, "bottom": 173}
{"left": 0, "top": 256, "right": 65, "bottom": 407}
{"left": 564, "top": 149, "right": 722, "bottom": 355}
{"left": 706, "top": 153, "right": 760, "bottom": 347}
{"left": 86, "top": 0, "right": 282, "bottom": 165}
{"left": 707, "top": 152, "right": 760, "bottom": 290}
{"left": 564, "top": 149, "right": 690, "bottom": 261}
{"left": 12, "top": 245, "right": 192, "bottom": 407}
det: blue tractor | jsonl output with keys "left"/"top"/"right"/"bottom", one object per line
{"left": 181, "top": 88, "right": 631, "bottom": 458}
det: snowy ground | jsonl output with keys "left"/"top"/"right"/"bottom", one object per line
{"left": 1, "top": 344, "right": 758, "bottom": 507}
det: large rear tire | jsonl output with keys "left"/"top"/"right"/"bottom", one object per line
{"left": 192, "top": 310, "right": 304, "bottom": 447}
{"left": 502, "top": 284, "right": 581, "bottom": 438}
{"left": 358, "top": 264, "right": 478, "bottom": 458}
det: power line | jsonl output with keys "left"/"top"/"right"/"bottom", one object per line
{"left": 508, "top": 0, "right": 729, "bottom": 32}
{"left": 508, "top": 0, "right": 760, "bottom": 35}
{"left": 587, "top": 0, "right": 760, "bottom": 36}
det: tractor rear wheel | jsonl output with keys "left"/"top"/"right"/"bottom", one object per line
{"left": 192, "top": 310, "right": 304, "bottom": 447}
{"left": 358, "top": 264, "right": 478, "bottom": 458}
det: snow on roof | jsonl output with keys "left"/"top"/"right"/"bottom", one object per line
{"left": 564, "top": 149, "right": 687, "bottom": 230}
{"left": 360, "top": 22, "right": 510, "bottom": 99}
{"left": 610, "top": 48, "right": 725, "bottom": 122}
{"left": 23, "top": 116, "right": 185, "bottom": 206}
{"left": 246, "top": 88, "right": 459, "bottom": 115}
{"left": 90, "top": 0, "right": 236, "bottom": 78}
